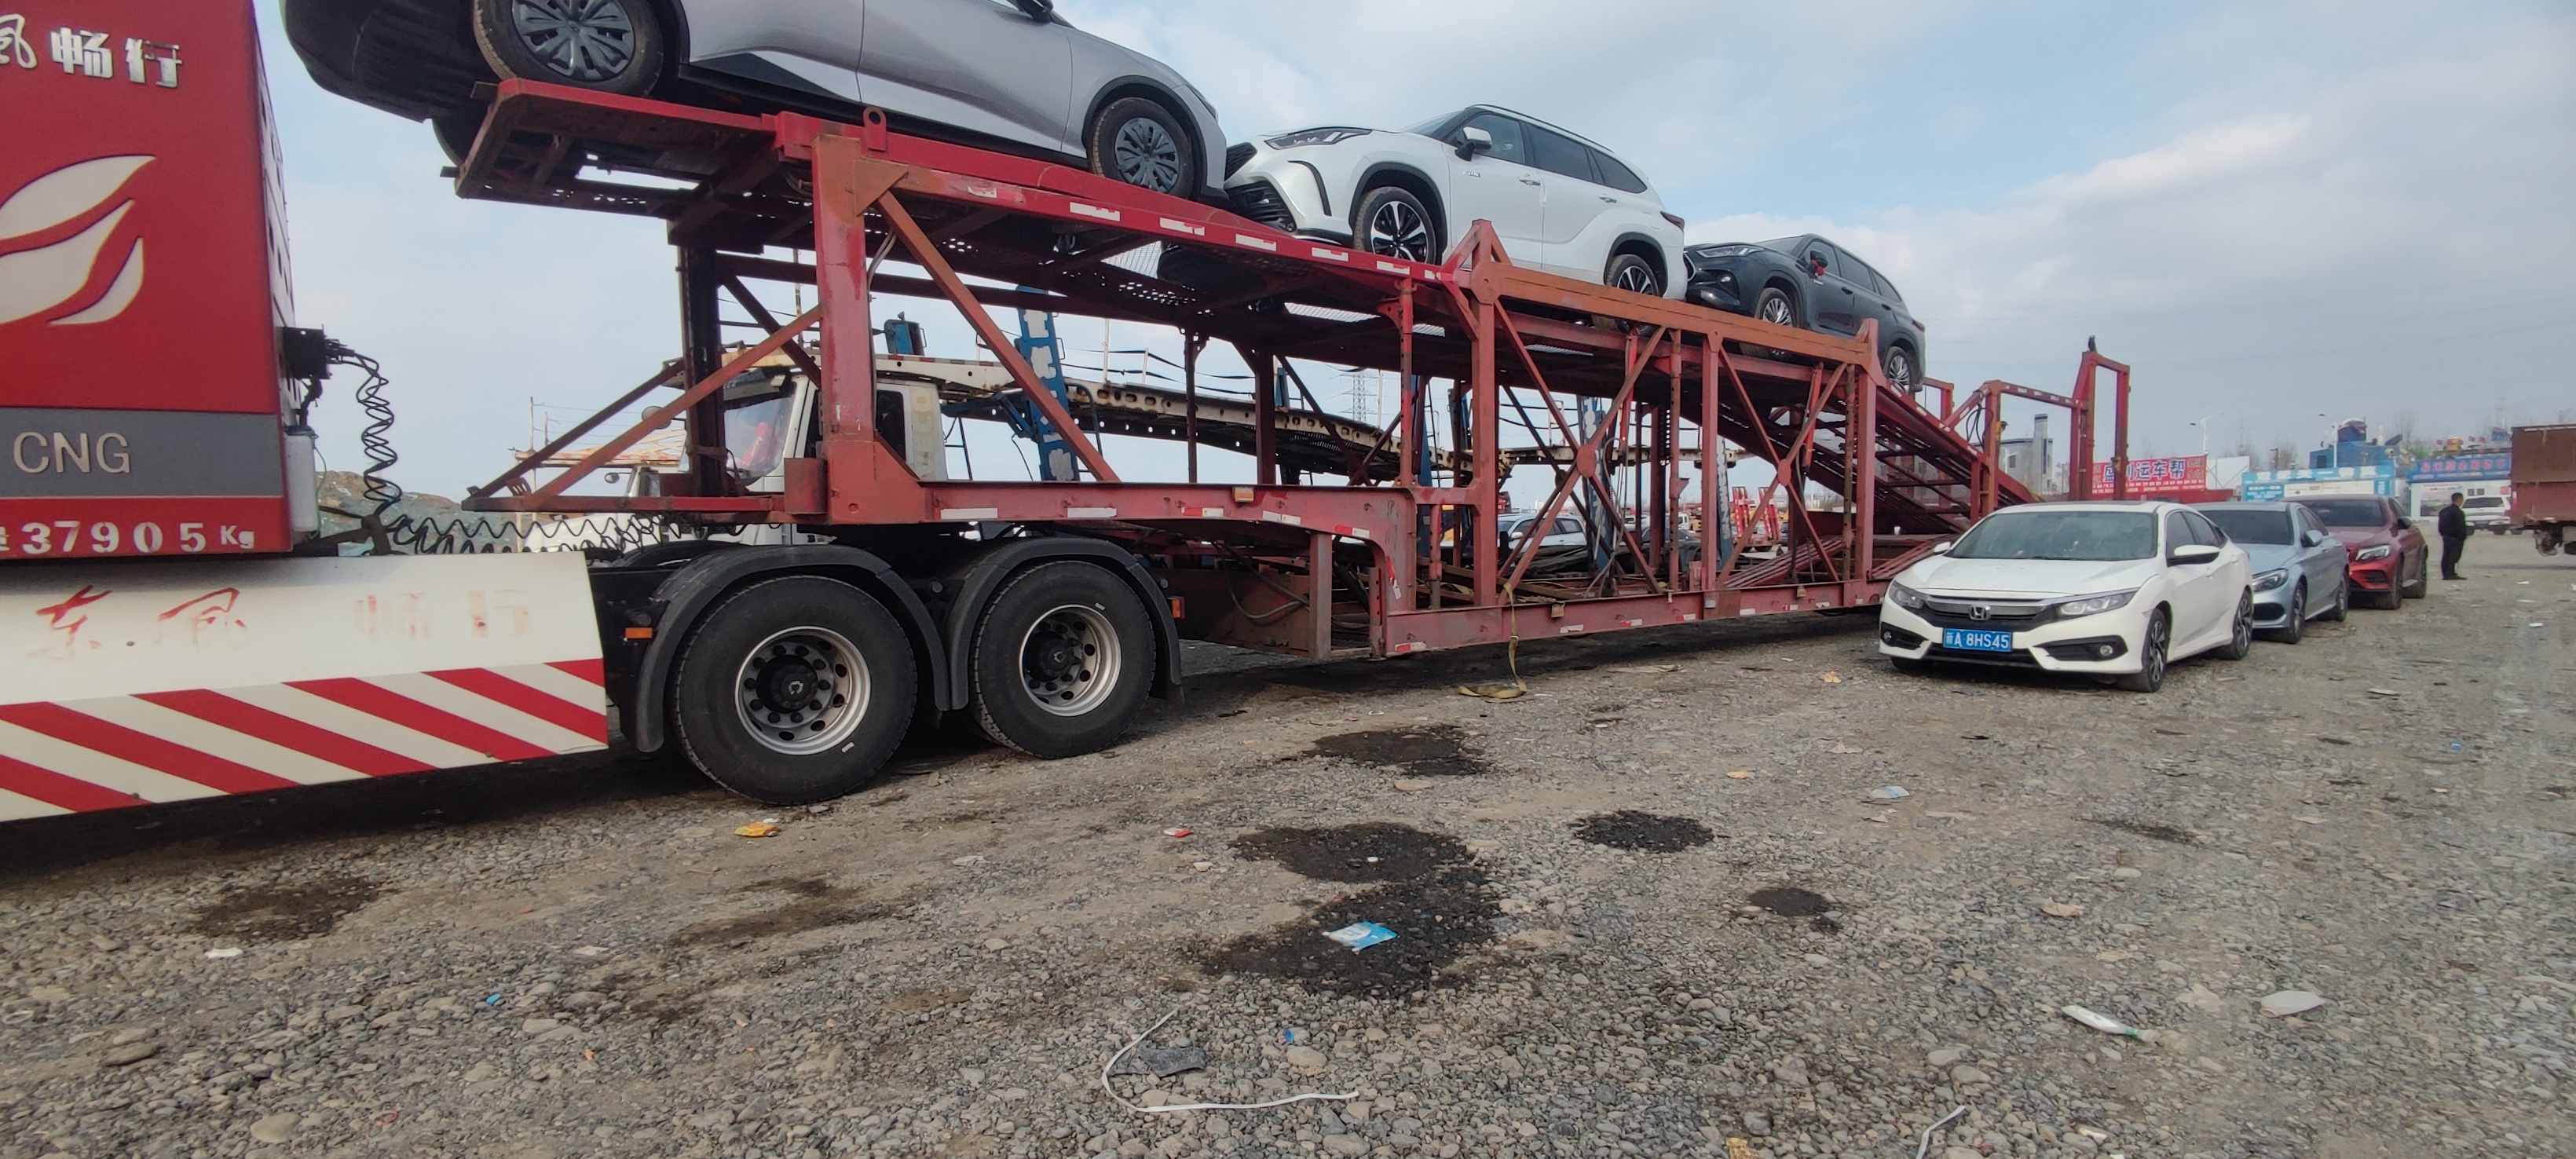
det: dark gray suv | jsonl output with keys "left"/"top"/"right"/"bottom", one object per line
{"left": 1683, "top": 235, "right": 1929, "bottom": 393}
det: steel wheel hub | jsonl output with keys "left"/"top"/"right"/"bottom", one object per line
{"left": 1367, "top": 201, "right": 1433, "bottom": 261}
{"left": 734, "top": 627, "right": 868, "bottom": 755}
{"left": 511, "top": 0, "right": 637, "bottom": 83}
{"left": 1113, "top": 118, "right": 1182, "bottom": 192}
{"left": 1020, "top": 605, "right": 1121, "bottom": 718}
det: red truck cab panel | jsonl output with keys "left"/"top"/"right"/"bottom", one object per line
{"left": 1, "top": 0, "right": 294, "bottom": 558}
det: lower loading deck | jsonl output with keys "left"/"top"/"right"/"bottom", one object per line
{"left": 455, "top": 82, "right": 2124, "bottom": 664}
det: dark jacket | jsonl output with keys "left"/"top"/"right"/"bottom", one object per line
{"left": 2437, "top": 504, "right": 2470, "bottom": 539}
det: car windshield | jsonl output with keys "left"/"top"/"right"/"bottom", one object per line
{"left": 1948, "top": 510, "right": 2157, "bottom": 561}
{"left": 1407, "top": 110, "right": 1466, "bottom": 136}
{"left": 2202, "top": 509, "right": 2295, "bottom": 545}
{"left": 2297, "top": 498, "right": 2387, "bottom": 527}
{"left": 1756, "top": 236, "right": 1806, "bottom": 254}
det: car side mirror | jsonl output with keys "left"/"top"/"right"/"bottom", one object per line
{"left": 1808, "top": 258, "right": 1828, "bottom": 276}
{"left": 1012, "top": 0, "right": 1053, "bottom": 16}
{"left": 2168, "top": 544, "right": 2222, "bottom": 565}
{"left": 1930, "top": 540, "right": 1954, "bottom": 554}
{"left": 2303, "top": 529, "right": 2327, "bottom": 547}
{"left": 1455, "top": 125, "right": 1494, "bottom": 160}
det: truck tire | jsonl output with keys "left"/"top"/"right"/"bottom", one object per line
{"left": 969, "top": 561, "right": 1154, "bottom": 758}
{"left": 474, "top": 0, "right": 667, "bottom": 97}
{"left": 671, "top": 576, "right": 915, "bottom": 805}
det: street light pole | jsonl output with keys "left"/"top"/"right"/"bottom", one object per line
{"left": 2191, "top": 412, "right": 2227, "bottom": 457}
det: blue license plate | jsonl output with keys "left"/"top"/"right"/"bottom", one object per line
{"left": 1941, "top": 628, "right": 2016, "bottom": 653}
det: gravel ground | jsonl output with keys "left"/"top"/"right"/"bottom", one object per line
{"left": 2, "top": 536, "right": 2569, "bottom": 1159}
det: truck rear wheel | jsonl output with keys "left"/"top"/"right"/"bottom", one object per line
{"left": 671, "top": 576, "right": 915, "bottom": 804}
{"left": 970, "top": 561, "right": 1154, "bottom": 758}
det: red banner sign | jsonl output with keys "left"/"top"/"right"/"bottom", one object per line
{"left": 2096, "top": 455, "right": 2208, "bottom": 495}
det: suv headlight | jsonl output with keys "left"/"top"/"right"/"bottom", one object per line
{"left": 2354, "top": 545, "right": 2392, "bottom": 561}
{"left": 1266, "top": 127, "right": 1370, "bottom": 149}
{"left": 2252, "top": 569, "right": 2289, "bottom": 592}
{"left": 1692, "top": 244, "right": 1762, "bottom": 260}
{"left": 2055, "top": 590, "right": 2138, "bottom": 619}
{"left": 1886, "top": 581, "right": 1927, "bottom": 611}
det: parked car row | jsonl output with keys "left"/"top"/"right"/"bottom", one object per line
{"left": 284, "top": 0, "right": 1916, "bottom": 379}
{"left": 1876, "top": 495, "right": 2432, "bottom": 693}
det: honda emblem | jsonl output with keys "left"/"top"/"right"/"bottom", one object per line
{"left": 1969, "top": 605, "right": 1991, "bottom": 621}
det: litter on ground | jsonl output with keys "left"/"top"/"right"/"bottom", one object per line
{"left": 1322, "top": 922, "right": 1398, "bottom": 951}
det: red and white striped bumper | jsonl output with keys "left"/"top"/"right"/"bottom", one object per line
{"left": 0, "top": 554, "right": 609, "bottom": 819}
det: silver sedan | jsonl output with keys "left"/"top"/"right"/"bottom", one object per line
{"left": 284, "top": 0, "right": 1229, "bottom": 198}
{"left": 2194, "top": 501, "right": 2351, "bottom": 643}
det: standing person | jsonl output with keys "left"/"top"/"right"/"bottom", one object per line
{"left": 2437, "top": 492, "right": 2471, "bottom": 580}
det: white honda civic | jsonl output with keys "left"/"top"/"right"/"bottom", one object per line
{"left": 1877, "top": 502, "right": 2254, "bottom": 693}
{"left": 1222, "top": 106, "right": 1685, "bottom": 296}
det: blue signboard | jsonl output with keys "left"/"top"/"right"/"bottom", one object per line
{"left": 2240, "top": 464, "right": 2400, "bottom": 502}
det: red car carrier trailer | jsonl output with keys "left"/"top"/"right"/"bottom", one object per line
{"left": 1, "top": 0, "right": 2130, "bottom": 819}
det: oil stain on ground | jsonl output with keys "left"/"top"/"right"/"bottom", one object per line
{"left": 188, "top": 876, "right": 382, "bottom": 943}
{"left": 1751, "top": 885, "right": 1841, "bottom": 933}
{"left": 1308, "top": 724, "right": 1494, "bottom": 777}
{"left": 1234, "top": 822, "right": 1470, "bottom": 882}
{"left": 669, "top": 876, "right": 905, "bottom": 946}
{"left": 1206, "top": 823, "right": 1498, "bottom": 997}
{"left": 1571, "top": 811, "right": 1715, "bottom": 853}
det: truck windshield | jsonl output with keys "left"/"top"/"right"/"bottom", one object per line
{"left": 2296, "top": 498, "right": 2387, "bottom": 527}
{"left": 1949, "top": 510, "right": 2157, "bottom": 561}
{"left": 2201, "top": 509, "right": 2294, "bottom": 545}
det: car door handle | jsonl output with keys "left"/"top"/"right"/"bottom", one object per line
{"left": 1519, "top": 177, "right": 1542, "bottom": 186}
{"left": 1599, "top": 196, "right": 1619, "bottom": 203}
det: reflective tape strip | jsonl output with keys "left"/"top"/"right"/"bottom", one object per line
{"left": 0, "top": 719, "right": 223, "bottom": 803}
{"left": 1235, "top": 234, "right": 1278, "bottom": 251}
{"left": 1160, "top": 218, "right": 1206, "bottom": 236}
{"left": 286, "top": 678, "right": 557, "bottom": 763}
{"left": 218, "top": 685, "right": 491, "bottom": 770}
{"left": 428, "top": 668, "right": 608, "bottom": 744}
{"left": 0, "top": 702, "right": 298, "bottom": 795}
{"left": 362, "top": 673, "right": 602, "bottom": 756}
{"left": 68, "top": 696, "right": 370, "bottom": 786}
{"left": 0, "top": 752, "right": 133, "bottom": 814}
{"left": 940, "top": 508, "right": 1001, "bottom": 521}
{"left": 1065, "top": 507, "right": 1119, "bottom": 520}
{"left": 1261, "top": 511, "right": 1304, "bottom": 528}
{"left": 1070, "top": 203, "right": 1120, "bottom": 222}
{"left": 137, "top": 689, "right": 431, "bottom": 777}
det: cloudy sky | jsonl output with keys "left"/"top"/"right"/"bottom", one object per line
{"left": 258, "top": 0, "right": 2576, "bottom": 497}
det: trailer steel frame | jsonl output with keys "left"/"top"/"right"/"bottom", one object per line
{"left": 458, "top": 82, "right": 2099, "bottom": 663}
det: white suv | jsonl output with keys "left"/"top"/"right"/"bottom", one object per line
{"left": 1223, "top": 107, "right": 1685, "bottom": 296}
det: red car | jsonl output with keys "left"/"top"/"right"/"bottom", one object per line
{"left": 2291, "top": 495, "right": 2428, "bottom": 609}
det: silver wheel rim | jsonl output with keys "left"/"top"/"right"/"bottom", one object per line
{"left": 2143, "top": 617, "right": 2168, "bottom": 685}
{"left": 1112, "top": 117, "right": 1183, "bottom": 192}
{"left": 1886, "top": 349, "right": 1913, "bottom": 389}
{"left": 511, "top": 0, "right": 637, "bottom": 82}
{"left": 2235, "top": 598, "right": 2252, "bottom": 651}
{"left": 1612, "top": 260, "right": 1659, "bottom": 295}
{"left": 733, "top": 627, "right": 869, "bottom": 755}
{"left": 1758, "top": 294, "right": 1793, "bottom": 326}
{"left": 1366, "top": 199, "right": 1434, "bottom": 261}
{"left": 1021, "top": 605, "right": 1122, "bottom": 717}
